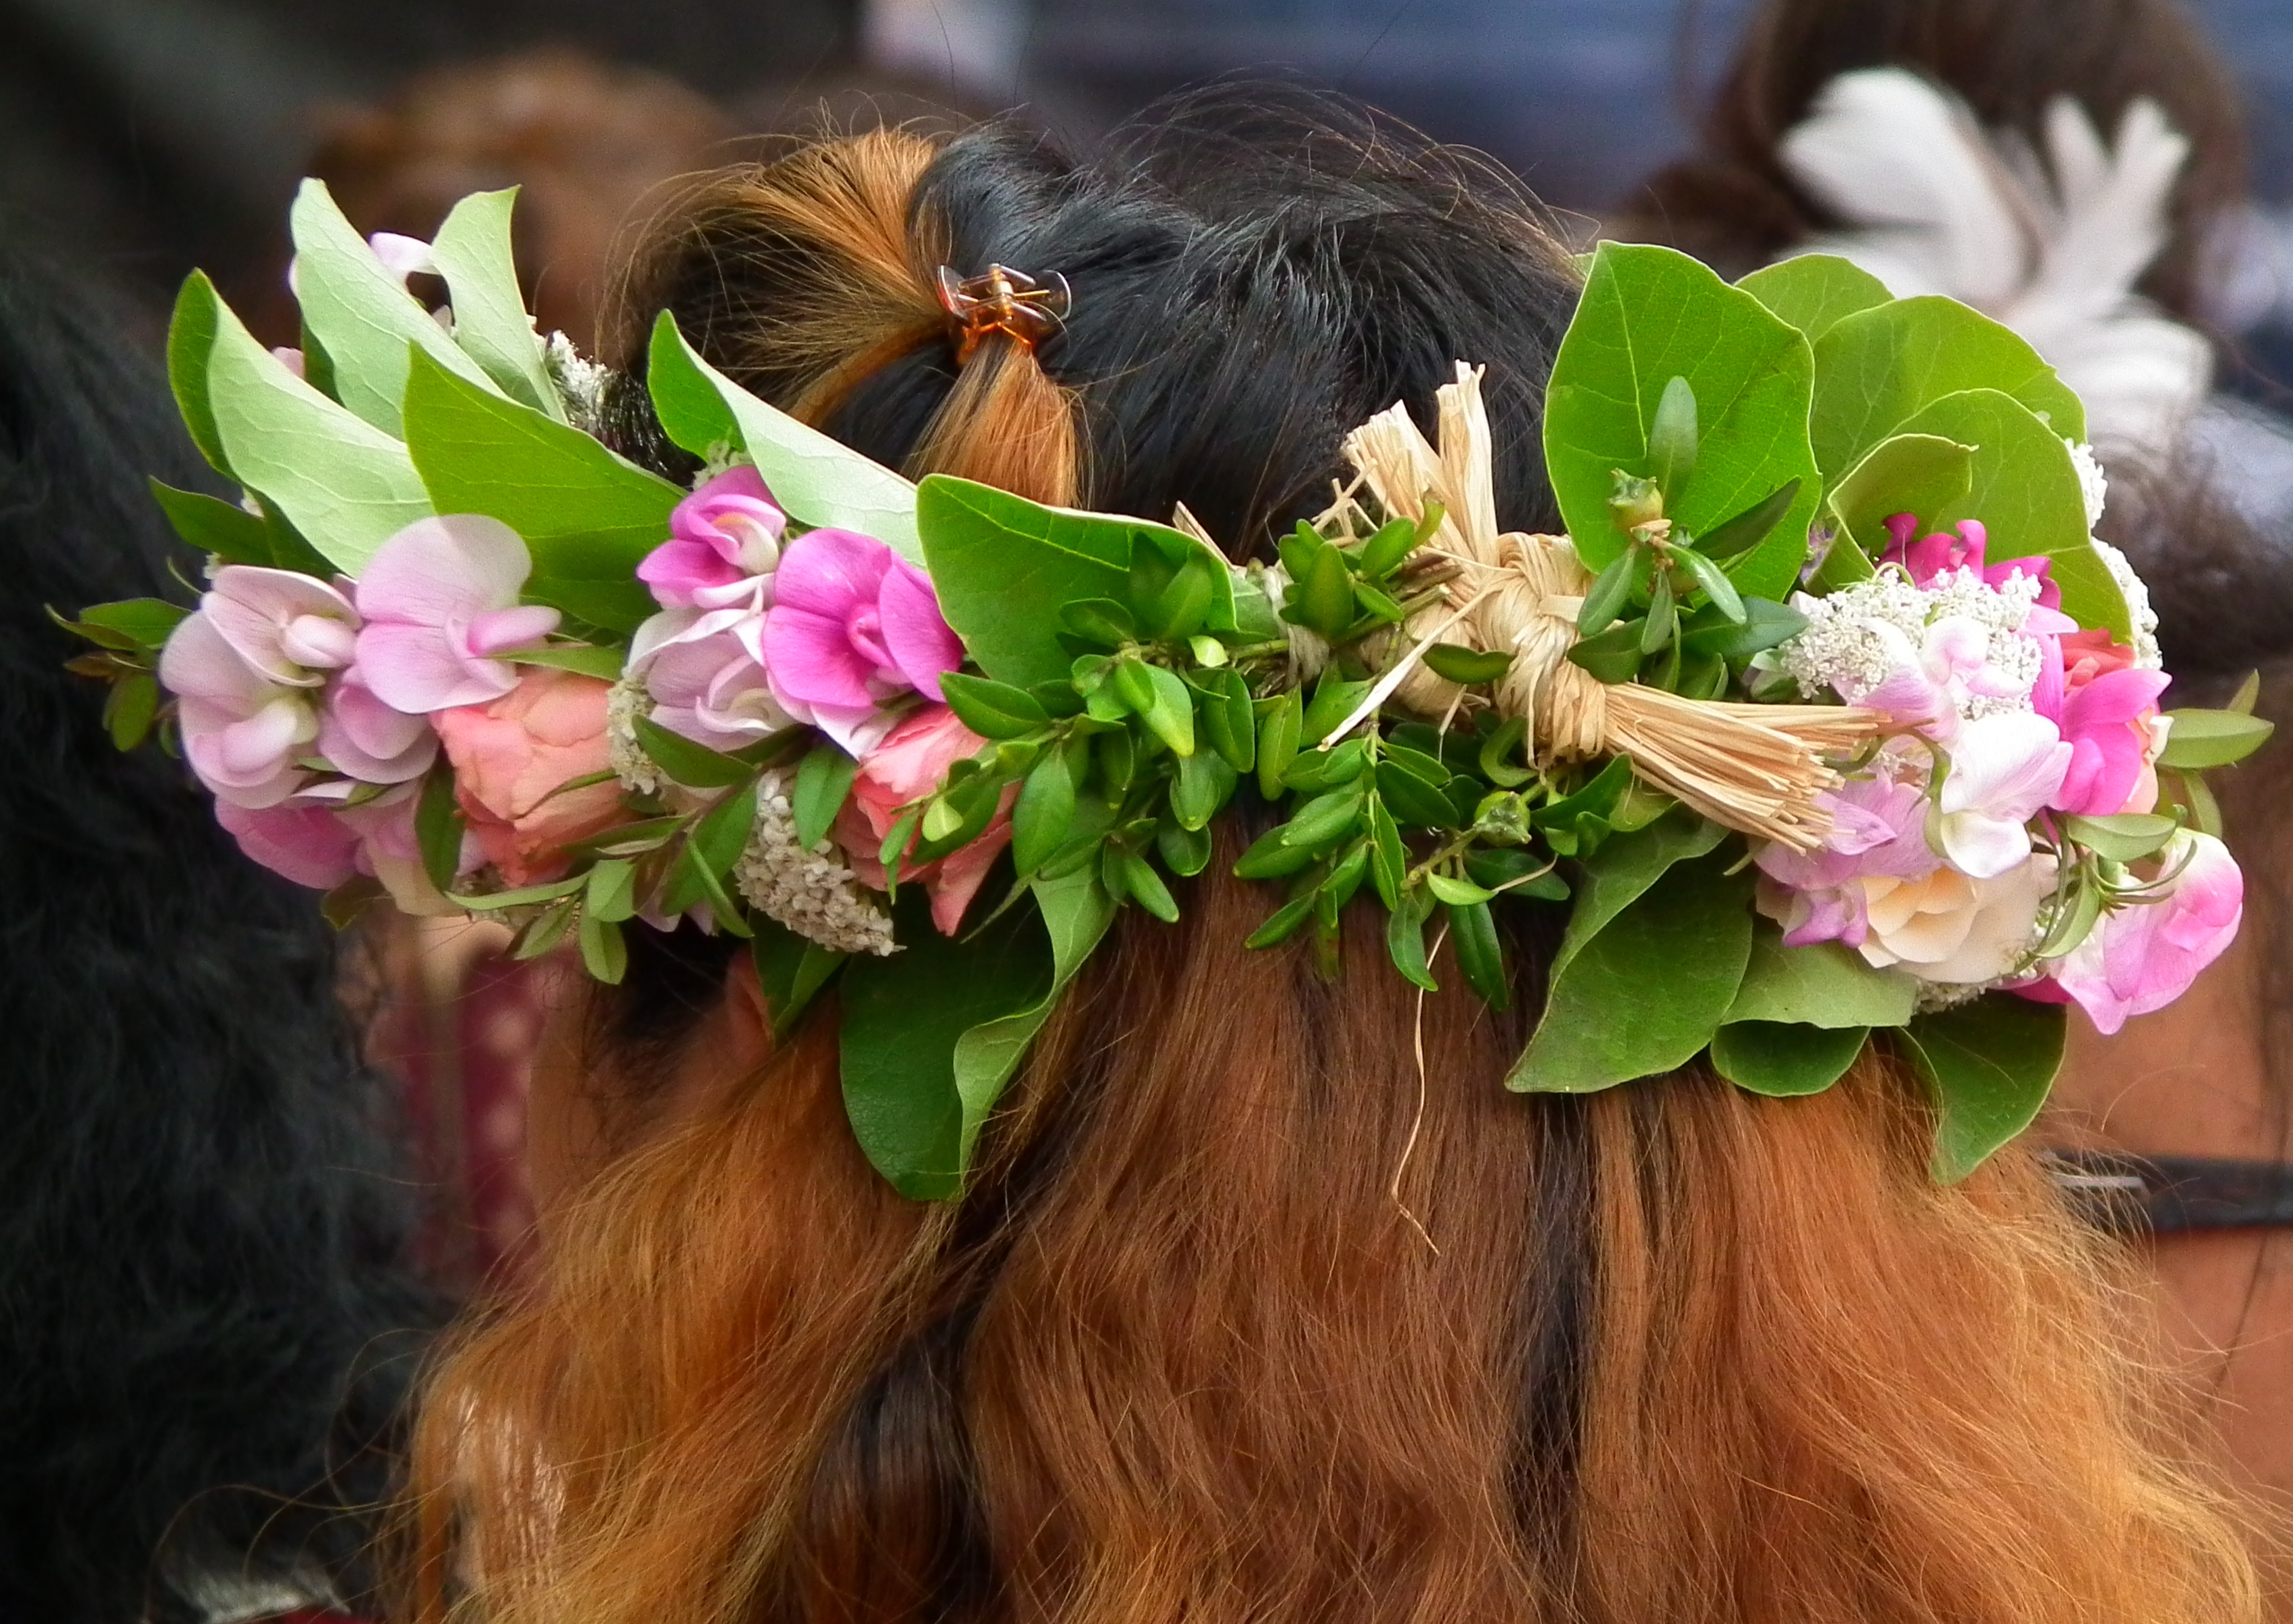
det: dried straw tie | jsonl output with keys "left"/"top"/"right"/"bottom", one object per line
{"left": 1322, "top": 364, "right": 1879, "bottom": 851}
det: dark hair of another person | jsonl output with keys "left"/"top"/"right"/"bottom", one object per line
{"left": 0, "top": 250, "right": 439, "bottom": 1624}
{"left": 1634, "top": 0, "right": 2246, "bottom": 319}
{"left": 402, "top": 93, "right": 2255, "bottom": 1624}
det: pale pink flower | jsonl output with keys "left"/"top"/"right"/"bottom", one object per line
{"left": 1935, "top": 711, "right": 2072, "bottom": 878}
{"left": 834, "top": 705, "right": 1011, "bottom": 936}
{"left": 367, "top": 232, "right": 437, "bottom": 285}
{"left": 639, "top": 626, "right": 797, "bottom": 754}
{"left": 353, "top": 515, "right": 562, "bottom": 714}
{"left": 158, "top": 612, "right": 318, "bottom": 808}
{"left": 2046, "top": 832, "right": 2244, "bottom": 1033}
{"left": 1859, "top": 854, "right": 2058, "bottom": 984}
{"left": 1754, "top": 769, "right": 1937, "bottom": 947}
{"left": 637, "top": 467, "right": 787, "bottom": 611}
{"left": 318, "top": 674, "right": 437, "bottom": 784}
{"left": 1861, "top": 615, "right": 2028, "bottom": 738}
{"left": 214, "top": 798, "right": 360, "bottom": 889}
{"left": 763, "top": 528, "right": 962, "bottom": 752}
{"left": 200, "top": 565, "right": 362, "bottom": 686}
{"left": 435, "top": 668, "right": 622, "bottom": 885}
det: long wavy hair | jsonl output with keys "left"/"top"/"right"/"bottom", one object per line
{"left": 402, "top": 96, "right": 2260, "bottom": 1624}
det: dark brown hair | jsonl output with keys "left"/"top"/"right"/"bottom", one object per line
{"left": 403, "top": 95, "right": 2259, "bottom": 1624}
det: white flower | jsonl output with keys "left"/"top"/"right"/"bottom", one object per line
{"left": 1935, "top": 711, "right": 2072, "bottom": 878}
{"left": 1860, "top": 853, "right": 2058, "bottom": 985}
{"left": 605, "top": 670, "right": 661, "bottom": 796}
{"left": 2089, "top": 535, "right": 2162, "bottom": 670}
{"left": 2067, "top": 440, "right": 2109, "bottom": 529}
{"left": 1779, "top": 567, "right": 2044, "bottom": 720}
{"left": 733, "top": 769, "right": 897, "bottom": 957}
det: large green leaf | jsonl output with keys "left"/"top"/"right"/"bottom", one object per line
{"left": 288, "top": 178, "right": 498, "bottom": 435}
{"left": 191, "top": 274, "right": 433, "bottom": 572}
{"left": 646, "top": 312, "right": 922, "bottom": 561}
{"left": 1544, "top": 242, "right": 1820, "bottom": 600}
{"left": 838, "top": 886, "right": 1060, "bottom": 1201}
{"left": 1509, "top": 850, "right": 1755, "bottom": 1093}
{"left": 1711, "top": 1021, "right": 1869, "bottom": 1096}
{"left": 1890, "top": 389, "right": 2131, "bottom": 639}
{"left": 1737, "top": 255, "right": 1892, "bottom": 343}
{"left": 429, "top": 187, "right": 561, "bottom": 417}
{"left": 918, "top": 476, "right": 1232, "bottom": 688}
{"left": 1824, "top": 432, "right": 1975, "bottom": 560}
{"left": 168, "top": 273, "right": 232, "bottom": 479}
{"left": 1809, "top": 296, "right": 2086, "bottom": 480}
{"left": 1547, "top": 808, "right": 1726, "bottom": 978}
{"left": 1896, "top": 995, "right": 2067, "bottom": 1183}
{"left": 402, "top": 349, "right": 681, "bottom": 632}
{"left": 1724, "top": 931, "right": 1916, "bottom": 1028}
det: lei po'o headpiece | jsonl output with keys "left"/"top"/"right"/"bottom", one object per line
{"left": 68, "top": 182, "right": 2271, "bottom": 1198}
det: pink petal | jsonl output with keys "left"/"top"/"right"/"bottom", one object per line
{"left": 465, "top": 604, "right": 563, "bottom": 658}
{"left": 637, "top": 539, "right": 744, "bottom": 607}
{"left": 354, "top": 515, "right": 533, "bottom": 630}
{"left": 205, "top": 566, "right": 359, "bottom": 684}
{"left": 355, "top": 621, "right": 519, "bottom": 713}
{"left": 215, "top": 800, "right": 362, "bottom": 889}
{"left": 878, "top": 560, "right": 963, "bottom": 700}
{"left": 763, "top": 603, "right": 884, "bottom": 710}
{"left": 321, "top": 677, "right": 437, "bottom": 784}
{"left": 159, "top": 612, "right": 273, "bottom": 709}
{"left": 772, "top": 527, "right": 891, "bottom": 618}
{"left": 926, "top": 818, "right": 1014, "bottom": 935}
{"left": 368, "top": 231, "right": 437, "bottom": 282}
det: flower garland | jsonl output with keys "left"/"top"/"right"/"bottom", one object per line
{"left": 64, "top": 185, "right": 2272, "bottom": 1198}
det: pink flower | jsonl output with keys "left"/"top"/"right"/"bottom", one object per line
{"left": 2048, "top": 832, "right": 2244, "bottom": 1034}
{"left": 834, "top": 705, "right": 1010, "bottom": 935}
{"left": 1859, "top": 855, "right": 2059, "bottom": 984}
{"left": 200, "top": 565, "right": 362, "bottom": 686}
{"left": 353, "top": 515, "right": 562, "bottom": 714}
{"left": 763, "top": 528, "right": 962, "bottom": 752}
{"left": 318, "top": 673, "right": 437, "bottom": 784}
{"left": 2031, "top": 628, "right": 2171, "bottom": 817}
{"left": 639, "top": 626, "right": 796, "bottom": 753}
{"left": 158, "top": 612, "right": 318, "bottom": 808}
{"left": 215, "top": 799, "right": 360, "bottom": 889}
{"left": 434, "top": 668, "right": 623, "bottom": 885}
{"left": 1883, "top": 515, "right": 2060, "bottom": 609}
{"left": 1860, "top": 615, "right": 2030, "bottom": 740}
{"left": 1755, "top": 769, "right": 1938, "bottom": 947}
{"left": 1935, "top": 711, "right": 2072, "bottom": 878}
{"left": 637, "top": 467, "right": 786, "bottom": 611}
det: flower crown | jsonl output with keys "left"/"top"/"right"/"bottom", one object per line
{"left": 69, "top": 183, "right": 2271, "bottom": 1198}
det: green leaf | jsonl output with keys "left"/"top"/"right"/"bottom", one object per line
{"left": 1428, "top": 872, "right": 1496, "bottom": 907}
{"left": 1723, "top": 931, "right": 1915, "bottom": 1027}
{"left": 1478, "top": 714, "right": 1532, "bottom": 788}
{"left": 1805, "top": 529, "right": 1877, "bottom": 593}
{"left": 1577, "top": 549, "right": 1638, "bottom": 636}
{"left": 1138, "top": 664, "right": 1197, "bottom": 757}
{"left": 1692, "top": 479, "right": 1803, "bottom": 563}
{"left": 584, "top": 857, "right": 639, "bottom": 924}
{"left": 1544, "top": 243, "right": 1821, "bottom": 600}
{"left": 505, "top": 644, "right": 626, "bottom": 680}
{"left": 79, "top": 598, "right": 190, "bottom": 649}
{"left": 1295, "top": 540, "right": 1356, "bottom": 639}
{"left": 1445, "top": 899, "right": 1509, "bottom": 1009}
{"left": 168, "top": 273, "right": 233, "bottom": 479}
{"left": 1464, "top": 849, "right": 1567, "bottom": 898}
{"left": 149, "top": 479, "right": 273, "bottom": 567}
{"left": 1711, "top": 1022, "right": 1869, "bottom": 1096}
{"left": 749, "top": 919, "right": 845, "bottom": 1040}
{"left": 578, "top": 910, "right": 628, "bottom": 984}
{"left": 1566, "top": 621, "right": 1645, "bottom": 683}
{"left": 1256, "top": 690, "right": 1303, "bottom": 800}
{"left": 793, "top": 744, "right": 860, "bottom": 851}
{"left": 1809, "top": 296, "right": 2086, "bottom": 481}
{"left": 1888, "top": 389, "right": 2128, "bottom": 639}
{"left": 1385, "top": 889, "right": 1438, "bottom": 991}
{"left": 1675, "top": 549, "right": 1745, "bottom": 623}
{"left": 1117, "top": 850, "right": 1180, "bottom": 921}
{"left": 401, "top": 348, "right": 681, "bottom": 633}
{"left": 1823, "top": 432, "right": 1975, "bottom": 559}
{"left": 1235, "top": 824, "right": 1321, "bottom": 879}
{"left": 511, "top": 899, "right": 572, "bottom": 960}
{"left": 1648, "top": 375, "right": 1698, "bottom": 499}
{"left": 2059, "top": 811, "right": 2181, "bottom": 862}
{"left": 842, "top": 872, "right": 1113, "bottom": 1199}
{"left": 415, "top": 765, "right": 465, "bottom": 891}
{"left": 288, "top": 178, "right": 502, "bottom": 435}
{"left": 1677, "top": 596, "right": 1805, "bottom": 662}
{"left": 918, "top": 477, "right": 1199, "bottom": 688}
{"left": 1283, "top": 787, "right": 1365, "bottom": 848}
{"left": 1247, "top": 893, "right": 1319, "bottom": 949}
{"left": 1171, "top": 748, "right": 1237, "bottom": 831}
{"left": 647, "top": 312, "right": 921, "bottom": 560}
{"left": 1356, "top": 515, "right": 1421, "bottom": 578}
{"left": 1422, "top": 643, "right": 1516, "bottom": 685}
{"left": 103, "top": 672, "right": 160, "bottom": 750}
{"left": 1012, "top": 750, "right": 1079, "bottom": 874}
{"left": 428, "top": 187, "right": 561, "bottom": 416}
{"left": 189, "top": 273, "right": 434, "bottom": 572}
{"left": 940, "top": 671, "right": 1050, "bottom": 740}
{"left": 1060, "top": 597, "right": 1136, "bottom": 647}
{"left": 1375, "top": 759, "right": 1461, "bottom": 830}
{"left": 2158, "top": 708, "right": 2275, "bottom": 770}
{"left": 1197, "top": 668, "right": 1256, "bottom": 773}
{"left": 633, "top": 712, "right": 754, "bottom": 789}
{"left": 1736, "top": 255, "right": 1891, "bottom": 342}
{"left": 690, "top": 782, "right": 758, "bottom": 880}
{"left": 1137, "top": 549, "right": 1216, "bottom": 640}
{"left": 1157, "top": 817, "right": 1213, "bottom": 876}
{"left": 1897, "top": 996, "right": 2067, "bottom": 1183}
{"left": 1509, "top": 849, "right": 1753, "bottom": 1092}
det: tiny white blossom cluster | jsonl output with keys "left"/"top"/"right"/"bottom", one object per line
{"left": 546, "top": 331, "right": 611, "bottom": 433}
{"left": 734, "top": 769, "right": 897, "bottom": 957}
{"left": 2067, "top": 440, "right": 2109, "bottom": 530}
{"left": 1775, "top": 565, "right": 2045, "bottom": 715}
{"left": 605, "top": 672, "right": 662, "bottom": 796}
{"left": 2092, "top": 536, "right": 2162, "bottom": 670}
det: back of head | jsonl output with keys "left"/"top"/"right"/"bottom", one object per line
{"left": 1634, "top": 0, "right": 2245, "bottom": 318}
{"left": 0, "top": 249, "right": 437, "bottom": 1621}
{"left": 407, "top": 95, "right": 2258, "bottom": 1624}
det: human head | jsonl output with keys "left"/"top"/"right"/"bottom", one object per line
{"left": 404, "top": 97, "right": 2259, "bottom": 1624}
{"left": 0, "top": 249, "right": 437, "bottom": 1619}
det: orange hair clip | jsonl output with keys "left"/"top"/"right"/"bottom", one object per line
{"left": 935, "top": 264, "right": 1073, "bottom": 362}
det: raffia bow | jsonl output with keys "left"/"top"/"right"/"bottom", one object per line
{"left": 1325, "top": 364, "right": 1879, "bottom": 851}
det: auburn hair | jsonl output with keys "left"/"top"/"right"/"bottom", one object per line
{"left": 402, "top": 95, "right": 2259, "bottom": 1624}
